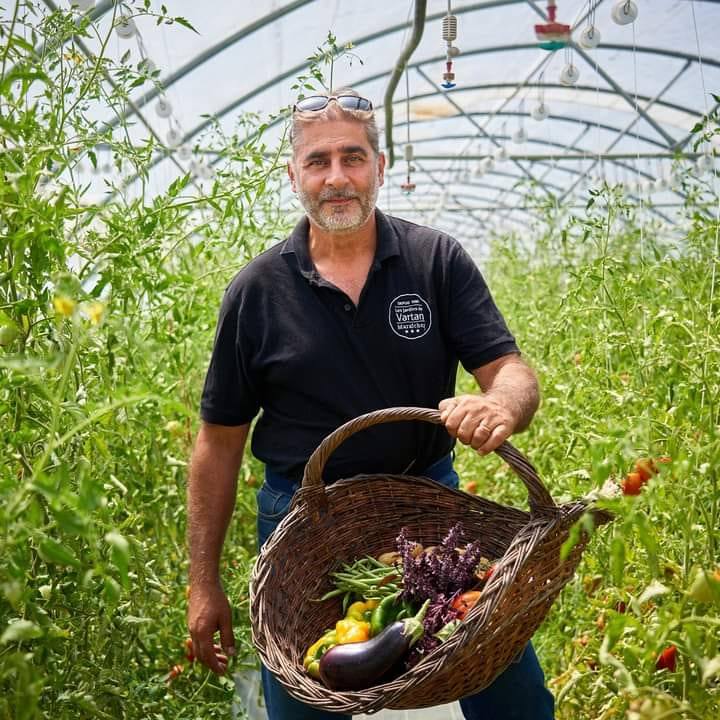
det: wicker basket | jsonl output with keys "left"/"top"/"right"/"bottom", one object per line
{"left": 249, "top": 407, "right": 610, "bottom": 714}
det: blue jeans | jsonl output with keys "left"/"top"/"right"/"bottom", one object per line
{"left": 255, "top": 457, "right": 555, "bottom": 720}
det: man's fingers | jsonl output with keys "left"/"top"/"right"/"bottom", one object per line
{"left": 438, "top": 397, "right": 457, "bottom": 414}
{"left": 468, "top": 420, "right": 492, "bottom": 449}
{"left": 457, "top": 413, "right": 485, "bottom": 445}
{"left": 219, "top": 616, "right": 236, "bottom": 660}
{"left": 192, "top": 631, "right": 226, "bottom": 674}
{"left": 476, "top": 424, "right": 509, "bottom": 455}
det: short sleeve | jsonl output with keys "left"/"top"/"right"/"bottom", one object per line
{"left": 443, "top": 240, "right": 519, "bottom": 371}
{"left": 199, "top": 286, "right": 260, "bottom": 425}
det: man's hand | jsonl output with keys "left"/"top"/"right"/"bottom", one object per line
{"left": 439, "top": 392, "right": 518, "bottom": 455}
{"left": 439, "top": 354, "right": 540, "bottom": 454}
{"left": 188, "top": 584, "right": 236, "bottom": 674}
{"left": 187, "top": 422, "right": 249, "bottom": 675}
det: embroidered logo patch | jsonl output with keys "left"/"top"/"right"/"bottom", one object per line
{"left": 388, "top": 293, "right": 432, "bottom": 340}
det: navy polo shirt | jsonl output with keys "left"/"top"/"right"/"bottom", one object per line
{"left": 200, "top": 209, "right": 519, "bottom": 485}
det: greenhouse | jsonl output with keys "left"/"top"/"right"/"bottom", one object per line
{"left": 1, "top": 0, "right": 719, "bottom": 719}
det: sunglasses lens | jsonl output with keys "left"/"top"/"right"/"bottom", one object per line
{"left": 295, "top": 96, "right": 330, "bottom": 112}
{"left": 337, "top": 95, "right": 372, "bottom": 111}
{"left": 294, "top": 95, "right": 373, "bottom": 113}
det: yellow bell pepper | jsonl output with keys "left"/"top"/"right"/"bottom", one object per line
{"left": 335, "top": 618, "right": 371, "bottom": 644}
{"left": 345, "top": 599, "right": 379, "bottom": 622}
{"left": 304, "top": 600, "right": 379, "bottom": 678}
{"left": 303, "top": 629, "right": 337, "bottom": 670}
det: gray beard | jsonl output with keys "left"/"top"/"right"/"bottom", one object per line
{"left": 297, "top": 175, "right": 379, "bottom": 233}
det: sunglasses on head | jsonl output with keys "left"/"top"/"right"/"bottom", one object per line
{"left": 293, "top": 94, "right": 373, "bottom": 113}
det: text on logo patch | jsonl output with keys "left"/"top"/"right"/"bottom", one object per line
{"left": 388, "top": 293, "right": 432, "bottom": 340}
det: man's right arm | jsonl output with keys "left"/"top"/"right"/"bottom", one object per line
{"left": 187, "top": 421, "right": 250, "bottom": 674}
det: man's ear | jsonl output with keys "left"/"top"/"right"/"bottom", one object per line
{"left": 377, "top": 152, "right": 386, "bottom": 187}
{"left": 287, "top": 161, "right": 297, "bottom": 193}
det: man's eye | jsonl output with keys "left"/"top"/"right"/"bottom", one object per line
{"left": 346, "top": 155, "right": 363, "bottom": 163}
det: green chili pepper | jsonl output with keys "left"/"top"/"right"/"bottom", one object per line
{"left": 369, "top": 590, "right": 403, "bottom": 637}
{"left": 395, "top": 599, "right": 417, "bottom": 621}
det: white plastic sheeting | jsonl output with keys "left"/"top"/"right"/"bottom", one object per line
{"left": 10, "top": 0, "right": 719, "bottom": 246}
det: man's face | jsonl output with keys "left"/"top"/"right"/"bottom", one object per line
{"left": 288, "top": 119, "right": 385, "bottom": 234}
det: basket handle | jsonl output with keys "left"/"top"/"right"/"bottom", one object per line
{"left": 301, "top": 406, "right": 558, "bottom": 515}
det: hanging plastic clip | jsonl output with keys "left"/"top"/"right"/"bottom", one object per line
{"left": 400, "top": 144, "right": 416, "bottom": 193}
{"left": 400, "top": 172, "right": 416, "bottom": 194}
{"left": 441, "top": 58, "right": 456, "bottom": 89}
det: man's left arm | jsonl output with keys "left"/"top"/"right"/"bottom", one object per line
{"left": 439, "top": 353, "right": 540, "bottom": 455}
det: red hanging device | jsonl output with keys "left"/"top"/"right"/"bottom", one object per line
{"left": 534, "top": 0, "right": 571, "bottom": 51}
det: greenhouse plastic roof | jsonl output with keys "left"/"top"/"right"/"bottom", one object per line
{"left": 38, "top": 1, "right": 720, "bottom": 245}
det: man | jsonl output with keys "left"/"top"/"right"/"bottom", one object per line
{"left": 187, "top": 88, "right": 554, "bottom": 720}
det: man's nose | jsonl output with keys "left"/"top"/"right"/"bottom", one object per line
{"left": 324, "top": 159, "right": 350, "bottom": 188}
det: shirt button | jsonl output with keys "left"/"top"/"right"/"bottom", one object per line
{"left": 344, "top": 303, "right": 352, "bottom": 311}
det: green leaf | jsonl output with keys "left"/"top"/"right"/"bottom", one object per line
{"left": 122, "top": 615, "right": 152, "bottom": 625}
{"left": 105, "top": 531, "right": 130, "bottom": 587}
{"left": 38, "top": 537, "right": 81, "bottom": 568}
{"left": 52, "top": 507, "right": 89, "bottom": 536}
{"left": 603, "top": 612, "right": 627, "bottom": 652}
{"left": 1, "top": 620, "right": 43, "bottom": 644}
{"left": 103, "top": 576, "right": 121, "bottom": 604}
{"left": 610, "top": 536, "right": 625, "bottom": 586}
{"left": 173, "top": 16, "right": 199, "bottom": 33}
{"left": 560, "top": 518, "right": 582, "bottom": 561}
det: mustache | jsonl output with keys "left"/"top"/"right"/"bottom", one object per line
{"left": 318, "top": 189, "right": 360, "bottom": 202}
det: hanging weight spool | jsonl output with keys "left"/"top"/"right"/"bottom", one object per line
{"left": 611, "top": 0, "right": 638, "bottom": 26}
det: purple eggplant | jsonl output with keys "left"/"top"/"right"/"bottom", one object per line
{"left": 318, "top": 600, "right": 429, "bottom": 691}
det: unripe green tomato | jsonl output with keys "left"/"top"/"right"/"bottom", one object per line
{"left": 164, "top": 420, "right": 183, "bottom": 436}
{"left": 0, "top": 324, "right": 19, "bottom": 346}
{"left": 688, "top": 567, "right": 720, "bottom": 604}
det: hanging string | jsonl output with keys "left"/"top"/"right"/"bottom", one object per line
{"left": 690, "top": 0, "right": 719, "bottom": 416}
{"left": 631, "top": 20, "right": 644, "bottom": 258}
{"left": 689, "top": 0, "right": 710, "bottom": 120}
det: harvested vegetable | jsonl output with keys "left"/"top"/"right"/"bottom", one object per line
{"left": 336, "top": 618, "right": 371, "bottom": 644}
{"left": 319, "top": 600, "right": 430, "bottom": 690}
{"left": 369, "top": 591, "right": 406, "bottom": 637}
{"left": 345, "top": 599, "right": 379, "bottom": 622}
{"left": 319, "top": 556, "right": 401, "bottom": 606}
{"left": 397, "top": 523, "right": 485, "bottom": 603}
{"left": 304, "top": 629, "right": 338, "bottom": 678}
{"left": 451, "top": 590, "right": 482, "bottom": 620}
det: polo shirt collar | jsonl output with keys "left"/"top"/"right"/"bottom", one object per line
{"left": 281, "top": 209, "right": 400, "bottom": 283}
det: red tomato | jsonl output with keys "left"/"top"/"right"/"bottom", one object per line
{"left": 184, "top": 638, "right": 195, "bottom": 662}
{"left": 465, "top": 481, "right": 478, "bottom": 494}
{"left": 635, "top": 458, "right": 657, "bottom": 482}
{"left": 165, "top": 663, "right": 184, "bottom": 683}
{"left": 622, "top": 472, "right": 644, "bottom": 496}
{"left": 655, "top": 644, "right": 677, "bottom": 672}
{"left": 451, "top": 590, "right": 482, "bottom": 620}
